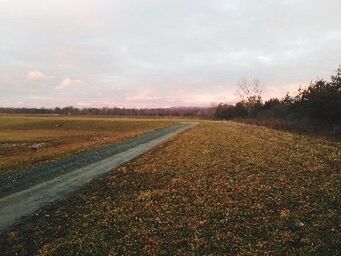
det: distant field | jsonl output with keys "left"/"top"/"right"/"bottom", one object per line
{"left": 1, "top": 121, "right": 339, "bottom": 255}
{"left": 0, "top": 115, "right": 175, "bottom": 174}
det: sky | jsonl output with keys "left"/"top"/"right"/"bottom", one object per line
{"left": 0, "top": 0, "right": 340, "bottom": 108}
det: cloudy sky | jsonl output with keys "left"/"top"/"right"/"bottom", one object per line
{"left": 0, "top": 0, "right": 340, "bottom": 108}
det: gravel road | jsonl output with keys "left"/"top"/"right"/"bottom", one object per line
{"left": 0, "top": 123, "right": 196, "bottom": 230}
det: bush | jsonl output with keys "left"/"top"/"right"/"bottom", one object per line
{"left": 214, "top": 103, "right": 247, "bottom": 119}
{"left": 291, "top": 76, "right": 341, "bottom": 124}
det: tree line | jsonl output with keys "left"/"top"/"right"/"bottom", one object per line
{"left": 214, "top": 66, "right": 341, "bottom": 134}
{"left": 0, "top": 106, "right": 211, "bottom": 118}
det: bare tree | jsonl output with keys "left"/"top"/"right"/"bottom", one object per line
{"left": 236, "top": 79, "right": 263, "bottom": 117}
{"left": 207, "top": 102, "right": 217, "bottom": 118}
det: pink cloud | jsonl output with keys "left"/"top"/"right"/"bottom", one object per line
{"left": 26, "top": 70, "right": 49, "bottom": 81}
{"left": 57, "top": 78, "right": 83, "bottom": 89}
{"left": 125, "top": 89, "right": 238, "bottom": 107}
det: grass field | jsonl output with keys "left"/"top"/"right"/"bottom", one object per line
{"left": 0, "top": 115, "right": 175, "bottom": 175}
{"left": 0, "top": 121, "right": 339, "bottom": 255}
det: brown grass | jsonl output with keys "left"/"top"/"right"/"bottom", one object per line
{"left": 0, "top": 115, "right": 175, "bottom": 174}
{"left": 0, "top": 121, "right": 340, "bottom": 255}
{"left": 234, "top": 118, "right": 341, "bottom": 139}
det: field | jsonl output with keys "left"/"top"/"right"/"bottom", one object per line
{"left": 0, "top": 120, "right": 340, "bottom": 255}
{"left": 0, "top": 115, "right": 175, "bottom": 175}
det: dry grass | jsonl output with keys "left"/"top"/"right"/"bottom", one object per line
{"left": 0, "top": 115, "right": 175, "bottom": 174}
{"left": 0, "top": 121, "right": 340, "bottom": 255}
{"left": 235, "top": 118, "right": 341, "bottom": 139}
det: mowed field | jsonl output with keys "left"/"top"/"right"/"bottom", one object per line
{"left": 0, "top": 115, "right": 175, "bottom": 174}
{"left": 0, "top": 120, "right": 340, "bottom": 255}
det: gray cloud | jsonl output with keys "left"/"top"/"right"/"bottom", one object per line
{"left": 0, "top": 0, "right": 340, "bottom": 107}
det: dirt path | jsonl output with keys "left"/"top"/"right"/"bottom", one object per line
{"left": 0, "top": 123, "right": 196, "bottom": 230}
